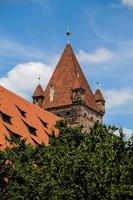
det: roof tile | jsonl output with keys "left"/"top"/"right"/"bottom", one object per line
{"left": 43, "top": 43, "right": 98, "bottom": 112}
{"left": 0, "top": 85, "right": 60, "bottom": 150}
{"left": 33, "top": 84, "right": 44, "bottom": 97}
{"left": 95, "top": 89, "right": 105, "bottom": 102}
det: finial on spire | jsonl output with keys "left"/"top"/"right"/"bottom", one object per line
{"left": 38, "top": 76, "right": 41, "bottom": 84}
{"left": 96, "top": 82, "right": 100, "bottom": 89}
{"left": 66, "top": 21, "right": 71, "bottom": 43}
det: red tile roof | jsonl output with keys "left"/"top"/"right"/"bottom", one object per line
{"left": 33, "top": 84, "right": 44, "bottom": 97}
{"left": 43, "top": 43, "right": 98, "bottom": 112}
{"left": 0, "top": 85, "right": 60, "bottom": 150}
{"left": 95, "top": 89, "right": 105, "bottom": 102}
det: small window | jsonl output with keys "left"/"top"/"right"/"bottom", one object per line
{"left": 16, "top": 106, "right": 26, "bottom": 117}
{"left": 0, "top": 112, "right": 11, "bottom": 124}
{"left": 28, "top": 125, "right": 36, "bottom": 136}
{"left": 24, "top": 121, "right": 37, "bottom": 136}
{"left": 38, "top": 117, "right": 48, "bottom": 129}
{"left": 50, "top": 85, "right": 55, "bottom": 101}
{"left": 84, "top": 113, "right": 87, "bottom": 118}
{"left": 5, "top": 126, "right": 20, "bottom": 140}
{"left": 90, "top": 117, "right": 93, "bottom": 121}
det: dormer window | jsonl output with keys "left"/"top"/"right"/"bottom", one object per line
{"left": 5, "top": 126, "right": 20, "bottom": 140}
{"left": 16, "top": 105, "right": 26, "bottom": 118}
{"left": 0, "top": 112, "right": 11, "bottom": 124}
{"left": 50, "top": 85, "right": 55, "bottom": 101}
{"left": 28, "top": 126, "right": 36, "bottom": 136}
{"left": 38, "top": 117, "right": 48, "bottom": 129}
{"left": 24, "top": 122, "right": 36, "bottom": 136}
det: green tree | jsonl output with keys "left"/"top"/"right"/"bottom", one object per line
{"left": 0, "top": 122, "right": 133, "bottom": 200}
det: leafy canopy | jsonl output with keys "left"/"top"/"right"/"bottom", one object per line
{"left": 0, "top": 121, "right": 133, "bottom": 200}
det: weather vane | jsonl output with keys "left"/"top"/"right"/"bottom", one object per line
{"left": 38, "top": 76, "right": 41, "bottom": 84}
{"left": 96, "top": 82, "right": 100, "bottom": 89}
{"left": 66, "top": 20, "right": 71, "bottom": 43}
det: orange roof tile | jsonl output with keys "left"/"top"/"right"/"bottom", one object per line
{"left": 33, "top": 84, "right": 44, "bottom": 97}
{"left": 0, "top": 85, "right": 60, "bottom": 150}
{"left": 43, "top": 43, "right": 98, "bottom": 112}
{"left": 95, "top": 89, "right": 105, "bottom": 102}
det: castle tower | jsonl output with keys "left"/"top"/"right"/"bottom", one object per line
{"left": 95, "top": 89, "right": 105, "bottom": 116}
{"left": 33, "top": 43, "right": 105, "bottom": 130}
{"left": 32, "top": 84, "right": 44, "bottom": 108}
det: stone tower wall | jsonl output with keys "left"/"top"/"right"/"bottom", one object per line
{"left": 46, "top": 104, "right": 103, "bottom": 131}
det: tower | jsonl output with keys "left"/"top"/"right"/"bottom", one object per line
{"left": 32, "top": 84, "right": 44, "bottom": 108}
{"left": 95, "top": 89, "right": 105, "bottom": 116}
{"left": 32, "top": 43, "right": 105, "bottom": 130}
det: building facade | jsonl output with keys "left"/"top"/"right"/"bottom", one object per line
{"left": 33, "top": 43, "right": 105, "bottom": 130}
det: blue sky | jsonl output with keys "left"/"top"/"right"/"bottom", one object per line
{"left": 0, "top": 0, "right": 133, "bottom": 137}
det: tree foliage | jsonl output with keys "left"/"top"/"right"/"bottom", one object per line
{"left": 0, "top": 122, "right": 133, "bottom": 200}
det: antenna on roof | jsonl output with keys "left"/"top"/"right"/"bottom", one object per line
{"left": 66, "top": 20, "right": 71, "bottom": 43}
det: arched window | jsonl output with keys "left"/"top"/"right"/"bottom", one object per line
{"left": 90, "top": 117, "right": 93, "bottom": 121}
{"left": 84, "top": 113, "right": 87, "bottom": 118}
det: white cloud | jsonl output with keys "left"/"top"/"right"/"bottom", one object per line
{"left": 0, "top": 62, "right": 52, "bottom": 99}
{"left": 114, "top": 128, "right": 133, "bottom": 139}
{"left": 122, "top": 0, "right": 133, "bottom": 7}
{"left": 104, "top": 87, "right": 133, "bottom": 109}
{"left": 77, "top": 48, "right": 114, "bottom": 65}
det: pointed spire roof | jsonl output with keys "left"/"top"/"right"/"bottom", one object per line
{"left": 95, "top": 89, "right": 105, "bottom": 102}
{"left": 33, "top": 84, "right": 44, "bottom": 97}
{"left": 43, "top": 43, "right": 98, "bottom": 112}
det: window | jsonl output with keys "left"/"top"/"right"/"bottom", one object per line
{"left": 24, "top": 121, "right": 37, "bottom": 136}
{"left": 90, "top": 117, "right": 93, "bottom": 121}
{"left": 28, "top": 125, "right": 36, "bottom": 136}
{"left": 0, "top": 112, "right": 11, "bottom": 124}
{"left": 50, "top": 85, "right": 55, "bottom": 101}
{"left": 84, "top": 113, "right": 87, "bottom": 118}
{"left": 5, "top": 126, "right": 20, "bottom": 140}
{"left": 16, "top": 106, "right": 26, "bottom": 117}
{"left": 38, "top": 117, "right": 48, "bottom": 129}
